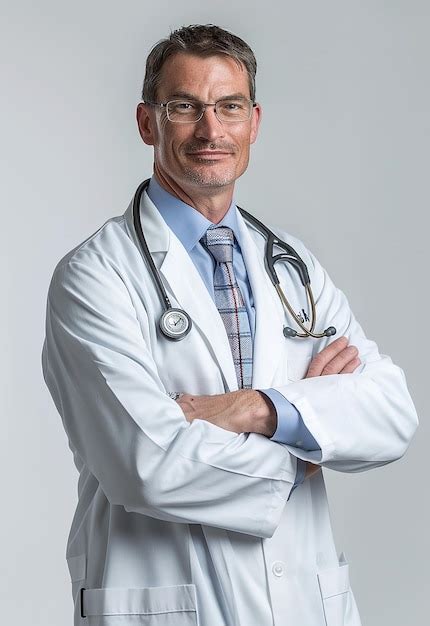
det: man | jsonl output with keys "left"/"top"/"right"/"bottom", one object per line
{"left": 42, "top": 24, "right": 418, "bottom": 626}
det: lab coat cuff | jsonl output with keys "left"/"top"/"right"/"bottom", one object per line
{"left": 287, "top": 458, "right": 307, "bottom": 500}
{"left": 266, "top": 453, "right": 300, "bottom": 513}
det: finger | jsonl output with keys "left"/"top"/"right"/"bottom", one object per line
{"left": 306, "top": 336, "right": 348, "bottom": 377}
{"left": 320, "top": 345, "right": 359, "bottom": 375}
{"left": 339, "top": 357, "right": 361, "bottom": 374}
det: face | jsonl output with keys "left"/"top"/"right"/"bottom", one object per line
{"left": 137, "top": 53, "right": 262, "bottom": 192}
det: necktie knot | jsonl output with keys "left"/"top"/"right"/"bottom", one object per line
{"left": 201, "top": 226, "right": 234, "bottom": 264}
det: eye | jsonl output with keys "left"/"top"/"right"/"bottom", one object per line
{"left": 219, "top": 100, "right": 246, "bottom": 111}
{"left": 172, "top": 101, "right": 197, "bottom": 112}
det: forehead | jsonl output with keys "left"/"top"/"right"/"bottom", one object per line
{"left": 157, "top": 52, "right": 250, "bottom": 99}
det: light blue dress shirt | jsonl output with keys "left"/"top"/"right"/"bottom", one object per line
{"left": 146, "top": 175, "right": 320, "bottom": 487}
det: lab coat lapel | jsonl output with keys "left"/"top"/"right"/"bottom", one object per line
{"left": 159, "top": 241, "right": 239, "bottom": 391}
{"left": 125, "top": 190, "right": 239, "bottom": 392}
{"left": 236, "top": 211, "right": 286, "bottom": 388}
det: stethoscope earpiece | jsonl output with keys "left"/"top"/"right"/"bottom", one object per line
{"left": 283, "top": 325, "right": 337, "bottom": 339}
{"left": 325, "top": 326, "right": 337, "bottom": 337}
{"left": 283, "top": 327, "right": 298, "bottom": 338}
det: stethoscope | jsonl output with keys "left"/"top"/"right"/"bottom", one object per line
{"left": 132, "top": 178, "right": 336, "bottom": 341}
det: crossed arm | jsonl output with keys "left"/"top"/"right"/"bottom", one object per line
{"left": 177, "top": 336, "right": 360, "bottom": 479}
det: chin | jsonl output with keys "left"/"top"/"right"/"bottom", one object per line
{"left": 182, "top": 166, "right": 239, "bottom": 188}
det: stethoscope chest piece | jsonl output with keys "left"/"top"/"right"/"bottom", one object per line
{"left": 159, "top": 308, "right": 192, "bottom": 340}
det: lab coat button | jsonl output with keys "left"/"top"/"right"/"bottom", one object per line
{"left": 272, "top": 561, "right": 285, "bottom": 577}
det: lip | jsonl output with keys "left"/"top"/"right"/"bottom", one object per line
{"left": 186, "top": 151, "right": 232, "bottom": 159}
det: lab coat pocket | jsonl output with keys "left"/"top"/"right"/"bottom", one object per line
{"left": 287, "top": 356, "right": 312, "bottom": 382}
{"left": 80, "top": 584, "right": 199, "bottom": 625}
{"left": 317, "top": 552, "right": 350, "bottom": 625}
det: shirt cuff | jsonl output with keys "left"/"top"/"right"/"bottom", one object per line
{"left": 258, "top": 387, "right": 321, "bottom": 451}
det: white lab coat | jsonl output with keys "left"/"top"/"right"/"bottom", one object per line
{"left": 42, "top": 189, "right": 418, "bottom": 626}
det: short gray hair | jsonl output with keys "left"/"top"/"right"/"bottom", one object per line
{"left": 142, "top": 24, "right": 257, "bottom": 103}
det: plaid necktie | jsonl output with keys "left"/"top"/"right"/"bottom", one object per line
{"left": 200, "top": 226, "right": 253, "bottom": 389}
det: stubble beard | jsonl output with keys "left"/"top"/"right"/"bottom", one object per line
{"left": 181, "top": 164, "right": 237, "bottom": 188}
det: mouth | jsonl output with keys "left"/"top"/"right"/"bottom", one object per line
{"left": 186, "top": 151, "right": 232, "bottom": 160}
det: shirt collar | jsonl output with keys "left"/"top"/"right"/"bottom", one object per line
{"left": 146, "top": 175, "right": 243, "bottom": 252}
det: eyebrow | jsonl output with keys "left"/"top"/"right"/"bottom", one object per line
{"left": 166, "top": 91, "right": 250, "bottom": 101}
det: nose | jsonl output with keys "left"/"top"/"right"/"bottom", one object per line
{"left": 193, "top": 105, "right": 225, "bottom": 142}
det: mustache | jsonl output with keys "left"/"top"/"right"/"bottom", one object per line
{"left": 184, "top": 142, "right": 237, "bottom": 153}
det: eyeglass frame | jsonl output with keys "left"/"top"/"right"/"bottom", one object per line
{"left": 143, "top": 98, "right": 258, "bottom": 123}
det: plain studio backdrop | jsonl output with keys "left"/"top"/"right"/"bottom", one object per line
{"left": 1, "top": 1, "right": 428, "bottom": 624}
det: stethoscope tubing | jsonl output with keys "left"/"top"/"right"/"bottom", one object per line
{"left": 132, "top": 179, "right": 336, "bottom": 340}
{"left": 133, "top": 179, "right": 173, "bottom": 311}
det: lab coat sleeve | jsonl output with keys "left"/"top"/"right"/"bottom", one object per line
{"left": 42, "top": 252, "right": 297, "bottom": 539}
{"left": 271, "top": 238, "right": 419, "bottom": 472}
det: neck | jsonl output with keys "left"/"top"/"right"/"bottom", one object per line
{"left": 153, "top": 165, "right": 234, "bottom": 223}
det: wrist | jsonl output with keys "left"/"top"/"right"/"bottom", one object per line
{"left": 254, "top": 391, "right": 277, "bottom": 437}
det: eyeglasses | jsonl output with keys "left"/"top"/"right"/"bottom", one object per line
{"left": 144, "top": 98, "right": 257, "bottom": 123}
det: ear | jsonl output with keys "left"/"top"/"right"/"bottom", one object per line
{"left": 136, "top": 103, "right": 157, "bottom": 146}
{"left": 250, "top": 102, "right": 262, "bottom": 144}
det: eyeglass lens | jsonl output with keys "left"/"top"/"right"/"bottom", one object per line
{"left": 166, "top": 100, "right": 252, "bottom": 122}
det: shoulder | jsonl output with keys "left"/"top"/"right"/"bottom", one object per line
{"left": 56, "top": 214, "right": 129, "bottom": 270}
{"left": 270, "top": 224, "right": 315, "bottom": 266}
{"left": 47, "top": 213, "right": 133, "bottom": 302}
{"left": 244, "top": 217, "right": 329, "bottom": 301}
{"left": 246, "top": 217, "right": 318, "bottom": 272}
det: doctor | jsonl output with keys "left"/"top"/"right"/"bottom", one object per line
{"left": 42, "top": 24, "right": 418, "bottom": 626}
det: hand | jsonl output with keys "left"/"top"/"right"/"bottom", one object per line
{"left": 177, "top": 389, "right": 272, "bottom": 435}
{"left": 305, "top": 335, "right": 361, "bottom": 378}
{"left": 304, "top": 335, "right": 361, "bottom": 479}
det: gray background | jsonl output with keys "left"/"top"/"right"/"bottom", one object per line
{"left": 1, "top": 1, "right": 428, "bottom": 624}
